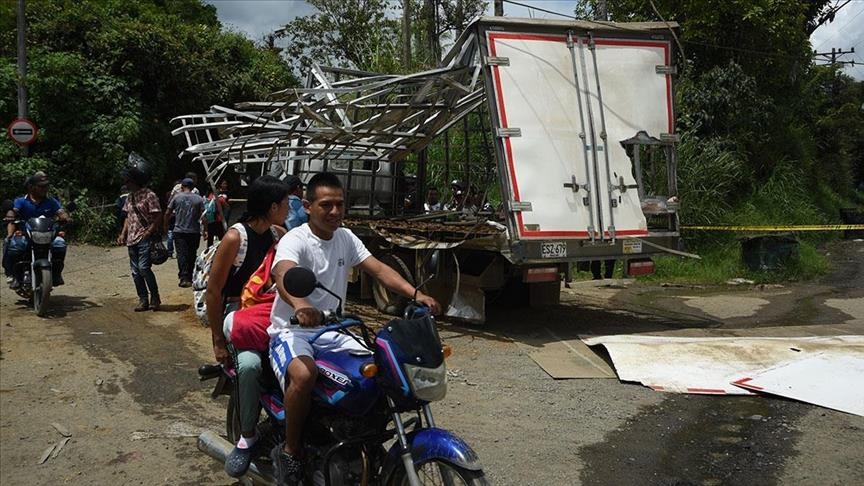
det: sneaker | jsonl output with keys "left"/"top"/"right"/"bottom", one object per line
{"left": 8, "top": 278, "right": 20, "bottom": 290}
{"left": 270, "top": 445, "right": 303, "bottom": 486}
{"left": 134, "top": 300, "right": 150, "bottom": 312}
{"left": 224, "top": 443, "right": 256, "bottom": 478}
{"left": 179, "top": 280, "right": 193, "bottom": 288}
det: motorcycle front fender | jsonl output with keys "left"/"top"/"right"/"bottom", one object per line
{"left": 32, "top": 258, "right": 52, "bottom": 270}
{"left": 382, "top": 427, "right": 483, "bottom": 480}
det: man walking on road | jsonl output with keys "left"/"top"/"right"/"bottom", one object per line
{"left": 164, "top": 178, "right": 204, "bottom": 288}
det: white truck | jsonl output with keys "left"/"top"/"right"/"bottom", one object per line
{"left": 172, "top": 17, "right": 681, "bottom": 323}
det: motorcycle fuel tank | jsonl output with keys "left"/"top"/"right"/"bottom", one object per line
{"left": 313, "top": 349, "right": 379, "bottom": 416}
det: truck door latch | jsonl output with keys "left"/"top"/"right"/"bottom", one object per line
{"left": 563, "top": 175, "right": 581, "bottom": 193}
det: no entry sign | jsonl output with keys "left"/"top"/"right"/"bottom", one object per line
{"left": 6, "top": 118, "right": 38, "bottom": 146}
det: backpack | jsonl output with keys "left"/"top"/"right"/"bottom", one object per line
{"left": 192, "top": 223, "right": 278, "bottom": 326}
{"left": 203, "top": 196, "right": 218, "bottom": 223}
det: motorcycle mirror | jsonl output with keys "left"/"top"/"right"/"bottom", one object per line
{"left": 283, "top": 267, "right": 317, "bottom": 298}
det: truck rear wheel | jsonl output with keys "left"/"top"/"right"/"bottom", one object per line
{"left": 373, "top": 253, "right": 414, "bottom": 315}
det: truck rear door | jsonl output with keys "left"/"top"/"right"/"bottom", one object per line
{"left": 482, "top": 26, "right": 674, "bottom": 242}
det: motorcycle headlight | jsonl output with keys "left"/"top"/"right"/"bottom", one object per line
{"left": 30, "top": 231, "right": 54, "bottom": 245}
{"left": 403, "top": 362, "right": 447, "bottom": 402}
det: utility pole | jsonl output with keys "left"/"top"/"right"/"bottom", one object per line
{"left": 814, "top": 47, "right": 856, "bottom": 95}
{"left": 17, "top": 0, "right": 29, "bottom": 155}
{"left": 813, "top": 47, "right": 856, "bottom": 67}
{"left": 494, "top": 0, "right": 503, "bottom": 16}
{"left": 596, "top": 0, "right": 608, "bottom": 21}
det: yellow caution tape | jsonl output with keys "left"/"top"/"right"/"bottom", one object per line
{"left": 681, "top": 225, "right": 864, "bottom": 231}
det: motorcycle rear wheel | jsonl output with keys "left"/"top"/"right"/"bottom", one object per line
{"left": 33, "top": 267, "right": 52, "bottom": 317}
{"left": 389, "top": 460, "right": 488, "bottom": 486}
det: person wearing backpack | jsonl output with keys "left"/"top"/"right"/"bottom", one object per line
{"left": 203, "top": 183, "right": 229, "bottom": 250}
{"left": 205, "top": 175, "right": 289, "bottom": 478}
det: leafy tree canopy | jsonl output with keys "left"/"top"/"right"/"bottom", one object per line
{"left": 1, "top": 0, "right": 297, "bottom": 220}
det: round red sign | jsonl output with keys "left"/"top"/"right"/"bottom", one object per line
{"left": 7, "top": 118, "right": 38, "bottom": 146}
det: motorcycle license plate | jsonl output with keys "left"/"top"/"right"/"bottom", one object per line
{"left": 540, "top": 241, "right": 567, "bottom": 258}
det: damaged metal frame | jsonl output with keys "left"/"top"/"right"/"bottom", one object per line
{"left": 170, "top": 30, "right": 486, "bottom": 191}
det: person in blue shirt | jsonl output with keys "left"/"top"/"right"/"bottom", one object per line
{"left": 283, "top": 175, "right": 307, "bottom": 230}
{"left": 4, "top": 171, "right": 72, "bottom": 288}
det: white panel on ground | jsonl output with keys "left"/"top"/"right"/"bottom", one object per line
{"left": 732, "top": 354, "right": 864, "bottom": 416}
{"left": 580, "top": 335, "right": 864, "bottom": 395}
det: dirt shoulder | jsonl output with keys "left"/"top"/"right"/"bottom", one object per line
{"left": 1, "top": 240, "right": 861, "bottom": 485}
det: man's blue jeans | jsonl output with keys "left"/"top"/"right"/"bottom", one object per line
{"left": 128, "top": 239, "right": 160, "bottom": 302}
{"left": 3, "top": 235, "right": 66, "bottom": 277}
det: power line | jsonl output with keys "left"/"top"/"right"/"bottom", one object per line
{"left": 814, "top": 3, "right": 864, "bottom": 50}
{"left": 501, "top": 0, "right": 575, "bottom": 19}
{"left": 814, "top": 47, "right": 857, "bottom": 66}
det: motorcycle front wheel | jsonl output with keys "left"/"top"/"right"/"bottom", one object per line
{"left": 33, "top": 267, "right": 52, "bottom": 317}
{"left": 389, "top": 460, "right": 488, "bottom": 486}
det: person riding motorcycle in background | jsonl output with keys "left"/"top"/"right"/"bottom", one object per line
{"left": 4, "top": 171, "right": 71, "bottom": 288}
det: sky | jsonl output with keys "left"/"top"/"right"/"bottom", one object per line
{"left": 206, "top": 0, "right": 863, "bottom": 80}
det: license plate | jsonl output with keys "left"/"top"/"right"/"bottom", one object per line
{"left": 623, "top": 239, "right": 643, "bottom": 254}
{"left": 541, "top": 241, "right": 567, "bottom": 258}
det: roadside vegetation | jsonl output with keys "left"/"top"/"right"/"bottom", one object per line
{"left": 2, "top": 0, "right": 862, "bottom": 283}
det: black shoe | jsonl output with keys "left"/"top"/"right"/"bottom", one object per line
{"left": 8, "top": 278, "right": 20, "bottom": 290}
{"left": 134, "top": 300, "right": 150, "bottom": 312}
{"left": 224, "top": 443, "right": 256, "bottom": 478}
{"left": 150, "top": 296, "right": 161, "bottom": 311}
{"left": 270, "top": 445, "right": 303, "bottom": 486}
{"left": 53, "top": 274, "right": 64, "bottom": 286}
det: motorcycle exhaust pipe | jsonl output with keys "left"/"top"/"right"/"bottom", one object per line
{"left": 197, "top": 430, "right": 276, "bottom": 486}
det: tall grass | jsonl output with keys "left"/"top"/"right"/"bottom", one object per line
{"left": 660, "top": 134, "right": 834, "bottom": 284}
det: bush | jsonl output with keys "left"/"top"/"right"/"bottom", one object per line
{"left": 68, "top": 189, "right": 121, "bottom": 245}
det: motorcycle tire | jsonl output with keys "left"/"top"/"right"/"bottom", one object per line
{"left": 388, "top": 460, "right": 488, "bottom": 486}
{"left": 33, "top": 267, "right": 52, "bottom": 317}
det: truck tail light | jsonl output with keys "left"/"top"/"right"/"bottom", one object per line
{"left": 523, "top": 267, "right": 559, "bottom": 283}
{"left": 627, "top": 258, "right": 655, "bottom": 276}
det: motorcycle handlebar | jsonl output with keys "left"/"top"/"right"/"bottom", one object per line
{"left": 307, "top": 317, "right": 365, "bottom": 345}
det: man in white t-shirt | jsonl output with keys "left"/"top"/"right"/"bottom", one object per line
{"left": 267, "top": 172, "right": 440, "bottom": 485}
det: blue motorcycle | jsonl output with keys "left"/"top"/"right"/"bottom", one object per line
{"left": 199, "top": 266, "right": 487, "bottom": 485}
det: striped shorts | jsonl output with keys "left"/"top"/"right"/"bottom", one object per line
{"left": 269, "top": 328, "right": 366, "bottom": 390}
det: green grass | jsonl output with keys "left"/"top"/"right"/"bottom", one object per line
{"left": 638, "top": 237, "right": 830, "bottom": 285}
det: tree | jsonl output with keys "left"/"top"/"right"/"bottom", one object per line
{"left": 276, "top": 0, "right": 488, "bottom": 76}
{"left": 276, "top": 0, "right": 403, "bottom": 75}
{"left": 1, "top": 0, "right": 297, "bottom": 242}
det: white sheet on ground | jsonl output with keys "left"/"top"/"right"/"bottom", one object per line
{"left": 580, "top": 335, "right": 864, "bottom": 396}
{"left": 732, "top": 353, "right": 864, "bottom": 416}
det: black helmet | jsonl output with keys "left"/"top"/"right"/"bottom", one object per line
{"left": 450, "top": 179, "right": 465, "bottom": 191}
{"left": 122, "top": 152, "right": 153, "bottom": 186}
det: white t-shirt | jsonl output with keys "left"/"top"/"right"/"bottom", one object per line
{"left": 268, "top": 223, "right": 371, "bottom": 333}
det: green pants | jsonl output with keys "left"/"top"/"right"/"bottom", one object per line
{"left": 223, "top": 310, "right": 263, "bottom": 435}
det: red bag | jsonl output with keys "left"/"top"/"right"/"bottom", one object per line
{"left": 229, "top": 245, "right": 277, "bottom": 352}
{"left": 240, "top": 245, "right": 278, "bottom": 309}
